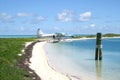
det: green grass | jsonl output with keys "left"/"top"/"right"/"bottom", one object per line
{"left": 103, "top": 33, "right": 120, "bottom": 37}
{"left": 0, "top": 38, "right": 36, "bottom": 80}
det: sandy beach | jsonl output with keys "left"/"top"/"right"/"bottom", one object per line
{"left": 29, "top": 41, "right": 70, "bottom": 80}
{"left": 28, "top": 37, "right": 120, "bottom": 80}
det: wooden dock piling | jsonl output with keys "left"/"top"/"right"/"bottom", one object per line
{"left": 95, "top": 33, "right": 102, "bottom": 60}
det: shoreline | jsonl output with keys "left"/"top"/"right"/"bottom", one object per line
{"left": 19, "top": 37, "right": 120, "bottom": 80}
{"left": 29, "top": 41, "right": 71, "bottom": 80}
{"left": 65, "top": 36, "right": 120, "bottom": 42}
{"left": 18, "top": 41, "right": 41, "bottom": 80}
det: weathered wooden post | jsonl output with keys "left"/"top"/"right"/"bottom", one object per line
{"left": 95, "top": 33, "right": 102, "bottom": 60}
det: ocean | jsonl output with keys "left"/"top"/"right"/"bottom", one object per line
{"left": 44, "top": 38, "right": 120, "bottom": 80}
{"left": 0, "top": 35, "right": 37, "bottom": 38}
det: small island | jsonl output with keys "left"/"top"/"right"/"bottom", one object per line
{"left": 71, "top": 33, "right": 120, "bottom": 39}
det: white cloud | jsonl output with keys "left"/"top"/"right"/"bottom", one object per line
{"left": 90, "top": 24, "right": 96, "bottom": 27}
{"left": 16, "top": 12, "right": 47, "bottom": 24}
{"left": 0, "top": 13, "right": 11, "bottom": 19}
{"left": 30, "top": 16, "right": 46, "bottom": 24}
{"left": 79, "top": 12, "right": 92, "bottom": 21}
{"left": 53, "top": 27, "right": 61, "bottom": 31}
{"left": 0, "top": 13, "right": 14, "bottom": 23}
{"left": 57, "top": 9, "right": 74, "bottom": 22}
{"left": 36, "top": 16, "right": 46, "bottom": 21}
{"left": 54, "top": 27, "right": 59, "bottom": 30}
{"left": 17, "top": 12, "right": 33, "bottom": 17}
{"left": 20, "top": 26, "right": 25, "bottom": 31}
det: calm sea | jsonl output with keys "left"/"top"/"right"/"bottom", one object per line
{"left": 0, "top": 35, "right": 37, "bottom": 38}
{"left": 44, "top": 38, "right": 120, "bottom": 80}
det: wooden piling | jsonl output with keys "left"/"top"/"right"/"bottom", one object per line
{"left": 95, "top": 33, "right": 102, "bottom": 60}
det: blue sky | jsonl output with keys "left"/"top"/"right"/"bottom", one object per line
{"left": 0, "top": 0, "right": 120, "bottom": 35}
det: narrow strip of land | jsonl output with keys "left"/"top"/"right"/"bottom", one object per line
{"left": 29, "top": 42, "right": 70, "bottom": 80}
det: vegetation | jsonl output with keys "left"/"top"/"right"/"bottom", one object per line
{"left": 86, "top": 35, "right": 96, "bottom": 38}
{"left": 0, "top": 38, "right": 36, "bottom": 80}
{"left": 103, "top": 33, "right": 120, "bottom": 37}
{"left": 71, "top": 33, "right": 120, "bottom": 39}
{"left": 71, "top": 35, "right": 83, "bottom": 38}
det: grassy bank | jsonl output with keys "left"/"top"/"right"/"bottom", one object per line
{"left": 0, "top": 38, "right": 36, "bottom": 80}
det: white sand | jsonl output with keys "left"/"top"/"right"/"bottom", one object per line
{"left": 65, "top": 37, "right": 95, "bottom": 41}
{"left": 65, "top": 37, "right": 120, "bottom": 42}
{"left": 29, "top": 42, "right": 70, "bottom": 80}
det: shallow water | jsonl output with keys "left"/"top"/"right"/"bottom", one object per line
{"left": 44, "top": 38, "right": 120, "bottom": 80}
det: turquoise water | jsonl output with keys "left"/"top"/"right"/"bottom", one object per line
{"left": 44, "top": 38, "right": 120, "bottom": 80}
{"left": 0, "top": 35, "right": 37, "bottom": 38}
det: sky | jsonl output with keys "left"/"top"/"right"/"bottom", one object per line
{"left": 0, "top": 0, "right": 120, "bottom": 35}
